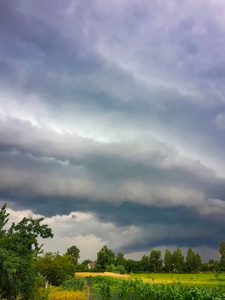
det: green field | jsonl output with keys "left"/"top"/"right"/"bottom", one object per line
{"left": 133, "top": 273, "right": 225, "bottom": 288}
{"left": 86, "top": 275, "right": 225, "bottom": 299}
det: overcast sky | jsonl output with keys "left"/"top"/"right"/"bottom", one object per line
{"left": 1, "top": 0, "right": 225, "bottom": 262}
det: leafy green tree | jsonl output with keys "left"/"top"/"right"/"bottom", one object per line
{"left": 35, "top": 252, "right": 76, "bottom": 286}
{"left": 106, "top": 263, "right": 116, "bottom": 272}
{"left": 141, "top": 255, "right": 149, "bottom": 272}
{"left": 0, "top": 204, "right": 53, "bottom": 300}
{"left": 172, "top": 248, "right": 185, "bottom": 273}
{"left": 82, "top": 259, "right": 92, "bottom": 266}
{"left": 219, "top": 241, "right": 225, "bottom": 271}
{"left": 125, "top": 259, "right": 142, "bottom": 273}
{"left": 164, "top": 249, "right": 173, "bottom": 273}
{"left": 96, "top": 246, "right": 115, "bottom": 271}
{"left": 149, "top": 250, "right": 162, "bottom": 273}
{"left": 186, "top": 248, "right": 195, "bottom": 273}
{"left": 67, "top": 245, "right": 80, "bottom": 264}
{"left": 116, "top": 252, "right": 126, "bottom": 266}
{"left": 186, "top": 248, "right": 202, "bottom": 273}
{"left": 115, "top": 264, "right": 126, "bottom": 274}
{"left": 201, "top": 263, "right": 209, "bottom": 272}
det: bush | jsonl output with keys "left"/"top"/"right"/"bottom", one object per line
{"left": 115, "top": 265, "right": 126, "bottom": 274}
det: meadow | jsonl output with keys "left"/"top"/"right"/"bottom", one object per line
{"left": 133, "top": 272, "right": 225, "bottom": 287}
{"left": 76, "top": 272, "right": 225, "bottom": 287}
{"left": 35, "top": 273, "right": 225, "bottom": 299}
{"left": 85, "top": 274, "right": 225, "bottom": 299}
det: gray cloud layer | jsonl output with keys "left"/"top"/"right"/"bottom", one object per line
{"left": 1, "top": 0, "right": 225, "bottom": 258}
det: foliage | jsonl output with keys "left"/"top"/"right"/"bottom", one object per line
{"left": 48, "top": 290, "right": 87, "bottom": 300}
{"left": 35, "top": 252, "right": 77, "bottom": 286}
{"left": 96, "top": 246, "right": 116, "bottom": 271}
{"left": 82, "top": 259, "right": 92, "bottom": 266}
{"left": 220, "top": 241, "right": 225, "bottom": 271}
{"left": 149, "top": 249, "right": 162, "bottom": 272}
{"left": 164, "top": 249, "right": 173, "bottom": 273}
{"left": 34, "top": 277, "right": 86, "bottom": 300}
{"left": 62, "top": 276, "right": 86, "bottom": 291}
{"left": 172, "top": 248, "right": 185, "bottom": 273}
{"left": 0, "top": 204, "right": 53, "bottom": 300}
{"left": 67, "top": 245, "right": 80, "bottom": 264}
{"left": 125, "top": 259, "right": 142, "bottom": 273}
{"left": 86, "top": 275, "right": 225, "bottom": 300}
{"left": 186, "top": 248, "right": 202, "bottom": 273}
{"left": 116, "top": 252, "right": 126, "bottom": 266}
{"left": 76, "top": 263, "right": 88, "bottom": 272}
{"left": 141, "top": 255, "right": 149, "bottom": 272}
{"left": 106, "top": 264, "right": 116, "bottom": 272}
{"left": 115, "top": 264, "right": 126, "bottom": 274}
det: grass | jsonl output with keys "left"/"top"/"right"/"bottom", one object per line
{"left": 133, "top": 273, "right": 225, "bottom": 288}
{"left": 76, "top": 272, "right": 225, "bottom": 288}
{"left": 48, "top": 290, "right": 87, "bottom": 300}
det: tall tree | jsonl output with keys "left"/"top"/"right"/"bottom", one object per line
{"left": 96, "top": 246, "right": 115, "bottom": 271}
{"left": 116, "top": 252, "right": 126, "bottom": 266}
{"left": 149, "top": 250, "right": 162, "bottom": 273}
{"left": 35, "top": 252, "right": 76, "bottom": 286}
{"left": 219, "top": 241, "right": 225, "bottom": 271}
{"left": 164, "top": 249, "right": 173, "bottom": 273}
{"left": 172, "top": 248, "right": 185, "bottom": 273}
{"left": 67, "top": 245, "right": 80, "bottom": 264}
{"left": 0, "top": 204, "right": 53, "bottom": 300}
{"left": 186, "top": 248, "right": 201, "bottom": 273}
{"left": 141, "top": 255, "right": 149, "bottom": 272}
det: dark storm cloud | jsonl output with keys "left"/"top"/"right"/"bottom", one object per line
{"left": 1, "top": 0, "right": 225, "bottom": 256}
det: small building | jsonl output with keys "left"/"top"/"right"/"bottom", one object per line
{"left": 88, "top": 262, "right": 96, "bottom": 269}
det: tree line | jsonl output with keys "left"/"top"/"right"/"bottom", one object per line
{"left": 1, "top": 204, "right": 225, "bottom": 299}
{"left": 77, "top": 243, "right": 225, "bottom": 274}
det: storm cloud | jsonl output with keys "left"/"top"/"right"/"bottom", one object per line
{"left": 1, "top": 0, "right": 225, "bottom": 261}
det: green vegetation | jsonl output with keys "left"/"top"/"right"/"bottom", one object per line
{"left": 34, "top": 277, "right": 86, "bottom": 300}
{"left": 0, "top": 204, "right": 53, "bottom": 300}
{"left": 134, "top": 273, "right": 225, "bottom": 287}
{"left": 86, "top": 276, "right": 225, "bottom": 299}
{"left": 34, "top": 252, "right": 77, "bottom": 286}
{"left": 1, "top": 202, "right": 225, "bottom": 299}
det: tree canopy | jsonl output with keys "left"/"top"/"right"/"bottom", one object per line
{"left": 0, "top": 204, "right": 53, "bottom": 300}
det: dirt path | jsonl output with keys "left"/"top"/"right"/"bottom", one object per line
{"left": 86, "top": 281, "right": 91, "bottom": 300}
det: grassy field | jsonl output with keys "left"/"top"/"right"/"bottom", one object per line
{"left": 76, "top": 272, "right": 225, "bottom": 288}
{"left": 133, "top": 273, "right": 225, "bottom": 287}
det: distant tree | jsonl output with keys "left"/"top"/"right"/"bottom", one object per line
{"left": 76, "top": 264, "right": 86, "bottom": 272}
{"left": 0, "top": 204, "right": 53, "bottom": 300}
{"left": 125, "top": 259, "right": 142, "bottom": 273}
{"left": 186, "top": 248, "right": 202, "bottom": 273}
{"left": 67, "top": 245, "right": 80, "bottom": 264}
{"left": 149, "top": 250, "right": 162, "bottom": 273}
{"left": 208, "top": 259, "right": 216, "bottom": 272}
{"left": 35, "top": 252, "right": 76, "bottom": 286}
{"left": 141, "top": 255, "right": 149, "bottom": 272}
{"left": 105, "top": 264, "right": 116, "bottom": 272}
{"left": 201, "top": 263, "right": 209, "bottom": 272}
{"left": 219, "top": 241, "right": 225, "bottom": 271}
{"left": 116, "top": 252, "right": 126, "bottom": 266}
{"left": 115, "top": 264, "right": 126, "bottom": 274}
{"left": 96, "top": 246, "right": 115, "bottom": 271}
{"left": 82, "top": 259, "right": 92, "bottom": 266}
{"left": 172, "top": 248, "right": 185, "bottom": 273}
{"left": 164, "top": 249, "right": 173, "bottom": 273}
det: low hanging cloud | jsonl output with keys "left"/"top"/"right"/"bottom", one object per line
{"left": 1, "top": 0, "right": 225, "bottom": 260}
